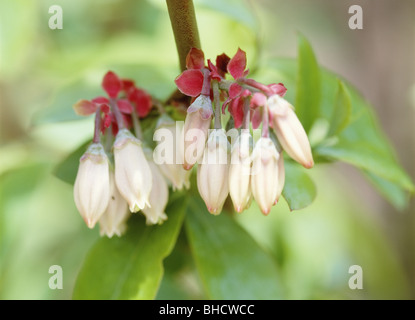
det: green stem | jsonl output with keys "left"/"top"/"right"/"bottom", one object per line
{"left": 212, "top": 80, "right": 221, "bottom": 129}
{"left": 131, "top": 110, "right": 143, "bottom": 140}
{"left": 93, "top": 108, "right": 101, "bottom": 144}
{"left": 166, "top": 0, "right": 201, "bottom": 72}
{"left": 110, "top": 98, "right": 125, "bottom": 130}
{"left": 262, "top": 103, "right": 269, "bottom": 138}
{"left": 242, "top": 99, "right": 250, "bottom": 130}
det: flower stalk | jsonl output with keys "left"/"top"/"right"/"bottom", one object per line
{"left": 212, "top": 80, "right": 221, "bottom": 129}
{"left": 261, "top": 103, "right": 269, "bottom": 138}
{"left": 93, "top": 108, "right": 102, "bottom": 144}
{"left": 131, "top": 110, "right": 143, "bottom": 140}
{"left": 110, "top": 98, "right": 125, "bottom": 130}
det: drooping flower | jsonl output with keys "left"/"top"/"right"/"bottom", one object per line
{"left": 197, "top": 129, "right": 230, "bottom": 215}
{"left": 251, "top": 137, "right": 281, "bottom": 215}
{"left": 142, "top": 159, "right": 169, "bottom": 225}
{"left": 99, "top": 171, "right": 129, "bottom": 238}
{"left": 268, "top": 95, "right": 314, "bottom": 169}
{"left": 74, "top": 143, "right": 110, "bottom": 228}
{"left": 153, "top": 116, "right": 190, "bottom": 190}
{"left": 229, "top": 131, "right": 252, "bottom": 212}
{"left": 113, "top": 129, "right": 152, "bottom": 212}
{"left": 182, "top": 95, "right": 213, "bottom": 170}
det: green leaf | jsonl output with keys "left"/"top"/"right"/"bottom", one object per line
{"left": 315, "top": 84, "right": 415, "bottom": 194}
{"left": 198, "top": 0, "right": 257, "bottom": 30}
{"left": 73, "top": 193, "right": 187, "bottom": 300}
{"left": 327, "top": 80, "right": 351, "bottom": 137}
{"left": 282, "top": 161, "right": 317, "bottom": 211}
{"left": 364, "top": 171, "right": 409, "bottom": 210}
{"left": 53, "top": 141, "right": 90, "bottom": 185}
{"left": 185, "top": 197, "right": 283, "bottom": 299}
{"left": 255, "top": 57, "right": 414, "bottom": 208}
{"left": 33, "top": 82, "right": 103, "bottom": 125}
{"left": 295, "top": 34, "right": 321, "bottom": 132}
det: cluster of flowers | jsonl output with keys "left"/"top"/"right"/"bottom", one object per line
{"left": 175, "top": 48, "right": 313, "bottom": 215}
{"left": 72, "top": 48, "right": 313, "bottom": 237}
{"left": 73, "top": 71, "right": 181, "bottom": 237}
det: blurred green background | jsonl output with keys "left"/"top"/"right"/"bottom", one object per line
{"left": 0, "top": 0, "right": 414, "bottom": 299}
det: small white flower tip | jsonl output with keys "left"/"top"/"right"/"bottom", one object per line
{"left": 261, "top": 207, "right": 271, "bottom": 216}
{"left": 85, "top": 217, "right": 96, "bottom": 229}
{"left": 304, "top": 160, "right": 314, "bottom": 169}
{"left": 234, "top": 205, "right": 243, "bottom": 213}
{"left": 208, "top": 206, "right": 223, "bottom": 215}
{"left": 183, "top": 163, "right": 194, "bottom": 171}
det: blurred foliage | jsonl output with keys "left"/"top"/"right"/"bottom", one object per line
{"left": 0, "top": 0, "right": 414, "bottom": 300}
{"left": 185, "top": 196, "right": 283, "bottom": 299}
{"left": 73, "top": 193, "right": 186, "bottom": 300}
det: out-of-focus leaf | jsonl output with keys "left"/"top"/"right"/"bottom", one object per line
{"left": 282, "top": 162, "right": 316, "bottom": 211}
{"left": 0, "top": 0, "right": 37, "bottom": 77}
{"left": 33, "top": 82, "right": 103, "bottom": 125}
{"left": 185, "top": 197, "right": 283, "bottom": 299}
{"left": 315, "top": 84, "right": 415, "bottom": 195}
{"left": 0, "top": 164, "right": 47, "bottom": 199}
{"left": 295, "top": 34, "right": 321, "bottom": 132}
{"left": 198, "top": 0, "right": 257, "bottom": 30}
{"left": 73, "top": 193, "right": 187, "bottom": 300}
{"left": 327, "top": 80, "right": 351, "bottom": 137}
{"left": 53, "top": 141, "right": 90, "bottom": 185}
{"left": 364, "top": 171, "right": 409, "bottom": 210}
{"left": 255, "top": 57, "right": 414, "bottom": 208}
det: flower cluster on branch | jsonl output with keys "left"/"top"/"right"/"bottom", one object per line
{"left": 72, "top": 48, "right": 313, "bottom": 237}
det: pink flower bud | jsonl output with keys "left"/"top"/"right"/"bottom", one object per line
{"left": 99, "top": 171, "right": 130, "bottom": 238}
{"left": 74, "top": 143, "right": 110, "bottom": 228}
{"left": 113, "top": 129, "right": 152, "bottom": 213}
{"left": 142, "top": 160, "right": 168, "bottom": 225}
{"left": 268, "top": 95, "right": 314, "bottom": 169}
{"left": 153, "top": 119, "right": 190, "bottom": 190}
{"left": 229, "top": 132, "right": 252, "bottom": 213}
{"left": 197, "top": 129, "right": 230, "bottom": 215}
{"left": 251, "top": 137, "right": 281, "bottom": 215}
{"left": 183, "top": 95, "right": 213, "bottom": 170}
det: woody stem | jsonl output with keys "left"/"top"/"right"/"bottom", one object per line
{"left": 166, "top": 0, "right": 201, "bottom": 72}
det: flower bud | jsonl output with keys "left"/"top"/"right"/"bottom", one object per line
{"left": 99, "top": 171, "right": 130, "bottom": 238}
{"left": 268, "top": 95, "right": 314, "bottom": 169}
{"left": 113, "top": 129, "right": 152, "bottom": 212}
{"left": 251, "top": 137, "right": 280, "bottom": 215}
{"left": 153, "top": 118, "right": 190, "bottom": 190}
{"left": 229, "top": 132, "right": 252, "bottom": 213}
{"left": 183, "top": 95, "right": 213, "bottom": 170}
{"left": 197, "top": 129, "right": 230, "bottom": 215}
{"left": 142, "top": 160, "right": 169, "bottom": 225}
{"left": 74, "top": 143, "right": 110, "bottom": 228}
